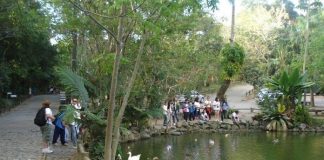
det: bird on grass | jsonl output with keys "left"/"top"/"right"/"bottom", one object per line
{"left": 128, "top": 152, "right": 141, "bottom": 160}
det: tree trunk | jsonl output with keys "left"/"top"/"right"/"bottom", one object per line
{"left": 71, "top": 31, "right": 78, "bottom": 71}
{"left": 104, "top": 5, "right": 126, "bottom": 160}
{"left": 217, "top": 80, "right": 231, "bottom": 100}
{"left": 217, "top": 0, "right": 235, "bottom": 100}
{"left": 111, "top": 32, "right": 148, "bottom": 159}
{"left": 230, "top": 0, "right": 235, "bottom": 46}
{"left": 311, "top": 89, "right": 315, "bottom": 107}
{"left": 303, "top": 1, "right": 309, "bottom": 105}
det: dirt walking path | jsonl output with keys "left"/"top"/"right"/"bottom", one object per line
{"left": 0, "top": 95, "right": 76, "bottom": 160}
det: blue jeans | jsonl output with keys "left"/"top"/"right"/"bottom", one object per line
{"left": 69, "top": 124, "right": 77, "bottom": 146}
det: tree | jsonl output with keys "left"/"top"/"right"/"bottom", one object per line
{"left": 217, "top": 0, "right": 246, "bottom": 100}
{"left": 0, "top": 0, "right": 58, "bottom": 94}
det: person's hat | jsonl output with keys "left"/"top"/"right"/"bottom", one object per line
{"left": 42, "top": 100, "right": 51, "bottom": 107}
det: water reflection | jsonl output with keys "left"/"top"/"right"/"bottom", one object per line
{"left": 121, "top": 132, "right": 324, "bottom": 160}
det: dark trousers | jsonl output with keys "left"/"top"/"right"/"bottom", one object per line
{"left": 52, "top": 127, "right": 66, "bottom": 144}
{"left": 221, "top": 110, "right": 227, "bottom": 121}
{"left": 183, "top": 112, "right": 189, "bottom": 122}
{"left": 172, "top": 113, "right": 179, "bottom": 123}
{"left": 189, "top": 112, "right": 195, "bottom": 121}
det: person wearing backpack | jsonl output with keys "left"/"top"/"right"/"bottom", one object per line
{"left": 36, "top": 100, "right": 55, "bottom": 153}
{"left": 52, "top": 106, "right": 67, "bottom": 146}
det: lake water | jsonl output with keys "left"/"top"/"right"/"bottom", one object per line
{"left": 121, "top": 132, "right": 324, "bottom": 160}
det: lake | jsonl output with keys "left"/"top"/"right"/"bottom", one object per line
{"left": 121, "top": 132, "right": 324, "bottom": 160}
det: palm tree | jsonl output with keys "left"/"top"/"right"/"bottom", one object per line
{"left": 266, "top": 68, "right": 314, "bottom": 116}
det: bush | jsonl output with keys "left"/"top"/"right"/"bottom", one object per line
{"left": 293, "top": 105, "right": 312, "bottom": 125}
{"left": 0, "top": 98, "right": 14, "bottom": 114}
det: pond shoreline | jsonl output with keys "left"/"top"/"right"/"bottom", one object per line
{"left": 119, "top": 118, "right": 324, "bottom": 143}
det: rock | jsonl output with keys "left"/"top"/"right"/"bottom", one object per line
{"left": 140, "top": 132, "right": 151, "bottom": 139}
{"left": 292, "top": 128, "right": 299, "bottom": 132}
{"left": 169, "top": 131, "right": 182, "bottom": 136}
{"left": 299, "top": 123, "right": 307, "bottom": 131}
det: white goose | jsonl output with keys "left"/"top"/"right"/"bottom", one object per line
{"left": 166, "top": 145, "right": 172, "bottom": 151}
{"left": 127, "top": 152, "right": 141, "bottom": 160}
{"left": 209, "top": 139, "right": 215, "bottom": 145}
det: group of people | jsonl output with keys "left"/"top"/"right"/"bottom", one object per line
{"left": 38, "top": 98, "right": 82, "bottom": 153}
{"left": 163, "top": 96, "right": 240, "bottom": 126}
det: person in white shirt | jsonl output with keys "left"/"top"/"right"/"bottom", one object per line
{"left": 40, "top": 100, "right": 55, "bottom": 153}
{"left": 231, "top": 111, "right": 240, "bottom": 128}
{"left": 212, "top": 97, "right": 221, "bottom": 121}
{"left": 69, "top": 98, "right": 81, "bottom": 148}
{"left": 162, "top": 102, "right": 168, "bottom": 126}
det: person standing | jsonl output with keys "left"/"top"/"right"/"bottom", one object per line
{"left": 39, "top": 100, "right": 55, "bottom": 153}
{"left": 69, "top": 98, "right": 81, "bottom": 148}
{"left": 162, "top": 102, "right": 168, "bottom": 126}
{"left": 182, "top": 100, "right": 190, "bottom": 122}
{"left": 204, "top": 96, "right": 212, "bottom": 120}
{"left": 221, "top": 99, "right": 229, "bottom": 122}
{"left": 212, "top": 97, "right": 221, "bottom": 121}
{"left": 52, "top": 106, "right": 67, "bottom": 146}
{"left": 189, "top": 102, "right": 196, "bottom": 121}
{"left": 170, "top": 100, "right": 179, "bottom": 125}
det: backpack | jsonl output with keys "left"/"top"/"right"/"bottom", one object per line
{"left": 34, "top": 107, "right": 47, "bottom": 127}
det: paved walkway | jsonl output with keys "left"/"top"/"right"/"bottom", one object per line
{"left": 0, "top": 95, "right": 76, "bottom": 160}
{"left": 207, "top": 83, "right": 258, "bottom": 122}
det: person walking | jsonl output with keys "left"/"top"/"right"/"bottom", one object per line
{"left": 39, "top": 100, "right": 55, "bottom": 153}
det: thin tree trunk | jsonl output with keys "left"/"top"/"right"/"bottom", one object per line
{"left": 303, "top": 1, "right": 309, "bottom": 106}
{"left": 72, "top": 31, "right": 78, "bottom": 71}
{"left": 311, "top": 89, "right": 315, "bottom": 107}
{"left": 230, "top": 0, "right": 235, "bottom": 46}
{"left": 218, "top": 0, "right": 235, "bottom": 100}
{"left": 104, "top": 5, "right": 126, "bottom": 160}
{"left": 111, "top": 32, "right": 148, "bottom": 159}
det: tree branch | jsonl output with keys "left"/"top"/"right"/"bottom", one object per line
{"left": 67, "top": 0, "right": 120, "bottom": 45}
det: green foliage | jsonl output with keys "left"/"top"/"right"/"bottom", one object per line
{"left": 56, "top": 67, "right": 94, "bottom": 108}
{"left": 0, "top": 0, "right": 58, "bottom": 94}
{"left": 241, "top": 59, "right": 264, "bottom": 87}
{"left": 260, "top": 98, "right": 292, "bottom": 131}
{"left": 266, "top": 68, "right": 314, "bottom": 109}
{"left": 293, "top": 105, "right": 312, "bottom": 124}
{"left": 220, "top": 43, "right": 245, "bottom": 80}
{"left": 88, "top": 139, "right": 105, "bottom": 160}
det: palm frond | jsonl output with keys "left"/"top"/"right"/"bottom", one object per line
{"left": 56, "top": 67, "right": 91, "bottom": 108}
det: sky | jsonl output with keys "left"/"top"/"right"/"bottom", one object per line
{"left": 211, "top": 0, "right": 324, "bottom": 25}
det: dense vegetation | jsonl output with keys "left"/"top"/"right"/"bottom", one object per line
{"left": 1, "top": 0, "right": 324, "bottom": 159}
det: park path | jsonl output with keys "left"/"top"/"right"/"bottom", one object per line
{"left": 0, "top": 95, "right": 76, "bottom": 160}
{"left": 207, "top": 82, "right": 258, "bottom": 122}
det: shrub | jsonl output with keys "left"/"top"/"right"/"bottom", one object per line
{"left": 293, "top": 105, "right": 312, "bottom": 125}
